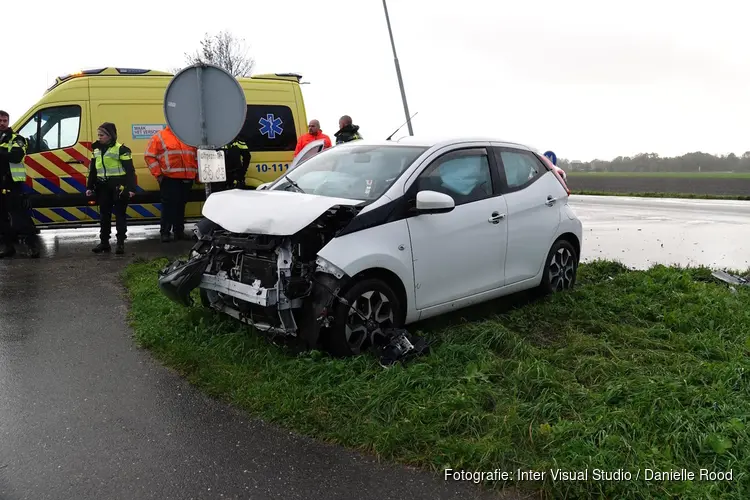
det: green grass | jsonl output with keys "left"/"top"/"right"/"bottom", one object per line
{"left": 567, "top": 171, "right": 750, "bottom": 179}
{"left": 122, "top": 259, "right": 750, "bottom": 499}
{"left": 571, "top": 190, "right": 750, "bottom": 201}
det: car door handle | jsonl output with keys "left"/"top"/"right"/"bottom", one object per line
{"left": 488, "top": 212, "right": 505, "bottom": 224}
{"left": 545, "top": 196, "right": 558, "bottom": 206}
{"left": 66, "top": 159, "right": 83, "bottom": 164}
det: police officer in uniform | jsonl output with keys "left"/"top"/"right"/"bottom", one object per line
{"left": 334, "top": 115, "right": 363, "bottom": 145}
{"left": 86, "top": 122, "right": 136, "bottom": 254}
{"left": 0, "top": 109, "right": 39, "bottom": 258}
{"left": 212, "top": 135, "right": 251, "bottom": 192}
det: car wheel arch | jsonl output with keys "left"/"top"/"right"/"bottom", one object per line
{"left": 341, "top": 267, "right": 408, "bottom": 325}
{"left": 557, "top": 232, "right": 581, "bottom": 263}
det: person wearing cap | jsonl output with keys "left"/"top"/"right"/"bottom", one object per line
{"left": 86, "top": 122, "right": 136, "bottom": 254}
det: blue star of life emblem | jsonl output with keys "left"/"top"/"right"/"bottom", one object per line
{"left": 259, "top": 114, "right": 284, "bottom": 139}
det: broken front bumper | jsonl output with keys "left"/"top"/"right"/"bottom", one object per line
{"left": 158, "top": 257, "right": 278, "bottom": 309}
{"left": 157, "top": 254, "right": 211, "bottom": 307}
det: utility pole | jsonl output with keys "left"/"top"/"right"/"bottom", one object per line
{"left": 382, "top": 0, "right": 414, "bottom": 136}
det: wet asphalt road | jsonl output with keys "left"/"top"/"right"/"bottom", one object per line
{"left": 0, "top": 225, "right": 511, "bottom": 500}
{"left": 2, "top": 195, "right": 748, "bottom": 500}
{"left": 569, "top": 195, "right": 750, "bottom": 271}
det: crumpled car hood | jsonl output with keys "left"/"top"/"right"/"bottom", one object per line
{"left": 202, "top": 189, "right": 364, "bottom": 235}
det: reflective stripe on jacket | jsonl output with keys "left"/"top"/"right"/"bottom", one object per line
{"left": 0, "top": 133, "right": 27, "bottom": 182}
{"left": 144, "top": 127, "right": 198, "bottom": 179}
{"left": 92, "top": 142, "right": 129, "bottom": 178}
{"left": 222, "top": 140, "right": 249, "bottom": 152}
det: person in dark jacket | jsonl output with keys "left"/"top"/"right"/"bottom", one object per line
{"left": 211, "top": 136, "right": 251, "bottom": 192}
{"left": 334, "top": 115, "right": 363, "bottom": 145}
{"left": 85, "top": 122, "right": 136, "bottom": 254}
{"left": 0, "top": 109, "right": 39, "bottom": 258}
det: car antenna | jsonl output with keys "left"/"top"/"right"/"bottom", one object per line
{"left": 386, "top": 111, "right": 418, "bottom": 141}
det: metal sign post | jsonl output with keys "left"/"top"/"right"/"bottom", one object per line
{"left": 196, "top": 65, "right": 213, "bottom": 198}
{"left": 164, "top": 63, "right": 247, "bottom": 200}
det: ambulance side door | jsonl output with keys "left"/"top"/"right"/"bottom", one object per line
{"left": 14, "top": 101, "right": 93, "bottom": 225}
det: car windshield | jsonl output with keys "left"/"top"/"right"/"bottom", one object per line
{"left": 270, "top": 144, "right": 428, "bottom": 201}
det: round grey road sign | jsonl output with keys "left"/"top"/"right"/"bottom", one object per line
{"left": 163, "top": 63, "right": 247, "bottom": 148}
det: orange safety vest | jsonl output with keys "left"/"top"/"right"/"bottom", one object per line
{"left": 294, "top": 132, "right": 332, "bottom": 156}
{"left": 144, "top": 127, "right": 198, "bottom": 180}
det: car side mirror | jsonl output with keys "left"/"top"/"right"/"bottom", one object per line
{"left": 415, "top": 190, "right": 455, "bottom": 215}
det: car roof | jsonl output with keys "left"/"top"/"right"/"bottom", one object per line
{"left": 333, "top": 135, "right": 535, "bottom": 151}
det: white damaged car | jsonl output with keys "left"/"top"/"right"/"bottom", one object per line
{"left": 158, "top": 136, "right": 583, "bottom": 357}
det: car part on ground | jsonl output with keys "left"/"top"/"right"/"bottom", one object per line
{"left": 376, "top": 328, "right": 431, "bottom": 368}
{"left": 711, "top": 270, "right": 750, "bottom": 295}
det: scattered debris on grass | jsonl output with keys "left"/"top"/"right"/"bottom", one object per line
{"left": 375, "top": 328, "right": 431, "bottom": 368}
{"left": 712, "top": 270, "right": 750, "bottom": 287}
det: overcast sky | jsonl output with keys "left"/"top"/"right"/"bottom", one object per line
{"left": 3, "top": 0, "right": 748, "bottom": 161}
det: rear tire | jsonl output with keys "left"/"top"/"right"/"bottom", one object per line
{"left": 326, "top": 278, "right": 403, "bottom": 357}
{"left": 538, "top": 239, "right": 578, "bottom": 295}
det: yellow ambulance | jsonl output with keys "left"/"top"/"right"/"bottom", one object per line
{"left": 11, "top": 67, "right": 308, "bottom": 228}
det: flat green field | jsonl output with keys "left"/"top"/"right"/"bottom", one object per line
{"left": 565, "top": 172, "right": 750, "bottom": 197}
{"left": 567, "top": 171, "right": 750, "bottom": 179}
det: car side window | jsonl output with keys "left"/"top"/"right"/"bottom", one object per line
{"left": 416, "top": 149, "right": 494, "bottom": 206}
{"left": 497, "top": 149, "right": 544, "bottom": 190}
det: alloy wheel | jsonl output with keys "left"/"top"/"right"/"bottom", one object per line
{"left": 549, "top": 246, "right": 576, "bottom": 291}
{"left": 345, "top": 290, "right": 395, "bottom": 351}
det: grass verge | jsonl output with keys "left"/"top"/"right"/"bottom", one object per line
{"left": 571, "top": 190, "right": 750, "bottom": 201}
{"left": 123, "top": 259, "right": 750, "bottom": 499}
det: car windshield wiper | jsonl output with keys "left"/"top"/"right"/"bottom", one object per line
{"left": 283, "top": 177, "right": 305, "bottom": 193}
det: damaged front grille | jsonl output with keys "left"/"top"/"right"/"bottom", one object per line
{"left": 240, "top": 254, "right": 277, "bottom": 288}
{"left": 160, "top": 207, "right": 362, "bottom": 346}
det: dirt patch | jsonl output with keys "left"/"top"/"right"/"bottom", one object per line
{"left": 567, "top": 176, "right": 750, "bottom": 196}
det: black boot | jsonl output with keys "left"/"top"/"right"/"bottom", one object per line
{"left": 0, "top": 244, "right": 16, "bottom": 258}
{"left": 92, "top": 241, "right": 111, "bottom": 253}
{"left": 26, "top": 242, "right": 40, "bottom": 258}
{"left": 24, "top": 235, "right": 40, "bottom": 258}
{"left": 160, "top": 233, "right": 171, "bottom": 243}
{"left": 115, "top": 240, "right": 125, "bottom": 255}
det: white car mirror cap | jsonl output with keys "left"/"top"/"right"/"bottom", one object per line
{"left": 416, "top": 190, "right": 455, "bottom": 214}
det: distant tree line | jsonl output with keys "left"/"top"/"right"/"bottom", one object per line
{"left": 559, "top": 151, "right": 750, "bottom": 173}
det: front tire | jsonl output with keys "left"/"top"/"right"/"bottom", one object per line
{"left": 326, "top": 278, "right": 403, "bottom": 357}
{"left": 538, "top": 239, "right": 578, "bottom": 295}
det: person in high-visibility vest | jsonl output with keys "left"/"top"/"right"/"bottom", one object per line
{"left": 85, "top": 122, "right": 136, "bottom": 254}
{"left": 294, "top": 119, "right": 332, "bottom": 157}
{"left": 0, "top": 109, "right": 39, "bottom": 258}
{"left": 144, "top": 126, "right": 198, "bottom": 242}
{"left": 334, "top": 115, "right": 363, "bottom": 145}
{"left": 212, "top": 136, "right": 251, "bottom": 192}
